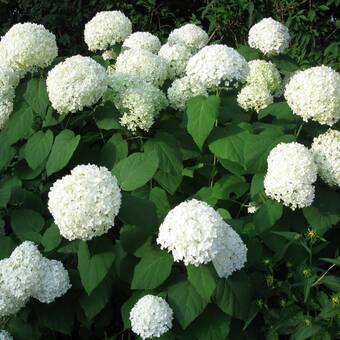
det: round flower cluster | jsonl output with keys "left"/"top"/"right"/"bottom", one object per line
{"left": 84, "top": 11, "right": 132, "bottom": 51}
{"left": 186, "top": 44, "right": 249, "bottom": 90}
{"left": 0, "top": 242, "right": 71, "bottom": 318}
{"left": 248, "top": 17, "right": 290, "bottom": 55}
{"left": 246, "top": 60, "right": 281, "bottom": 92}
{"left": 0, "top": 330, "right": 12, "bottom": 340}
{"left": 48, "top": 164, "right": 122, "bottom": 241}
{"left": 168, "top": 23, "right": 209, "bottom": 52}
{"left": 157, "top": 199, "right": 247, "bottom": 277}
{"left": 237, "top": 84, "right": 273, "bottom": 112}
{"left": 264, "top": 142, "right": 318, "bottom": 210}
{"left": 0, "top": 62, "right": 19, "bottom": 129}
{"left": 130, "top": 295, "right": 173, "bottom": 339}
{"left": 122, "top": 32, "right": 161, "bottom": 54}
{"left": 0, "top": 23, "right": 58, "bottom": 75}
{"left": 46, "top": 55, "right": 108, "bottom": 114}
{"left": 284, "top": 66, "right": 340, "bottom": 126}
{"left": 158, "top": 43, "right": 192, "bottom": 79}
{"left": 108, "top": 72, "right": 167, "bottom": 131}
{"left": 167, "top": 76, "right": 208, "bottom": 111}
{"left": 115, "top": 48, "right": 168, "bottom": 87}
{"left": 247, "top": 202, "right": 259, "bottom": 214}
{"left": 311, "top": 129, "right": 340, "bottom": 187}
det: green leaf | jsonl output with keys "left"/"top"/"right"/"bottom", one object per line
{"left": 254, "top": 200, "right": 283, "bottom": 233}
{"left": 41, "top": 224, "right": 62, "bottom": 252}
{"left": 321, "top": 258, "right": 340, "bottom": 266}
{"left": 80, "top": 275, "right": 113, "bottom": 320}
{"left": 185, "top": 305, "right": 231, "bottom": 340}
{"left": 168, "top": 280, "right": 208, "bottom": 329}
{"left": 213, "top": 274, "right": 253, "bottom": 320}
{"left": 258, "top": 101, "right": 297, "bottom": 121}
{"left": 99, "top": 133, "right": 128, "bottom": 169}
{"left": 112, "top": 151, "right": 159, "bottom": 191}
{"left": 292, "top": 324, "right": 323, "bottom": 340}
{"left": 0, "top": 145, "right": 15, "bottom": 171}
{"left": 154, "top": 170, "right": 182, "bottom": 194}
{"left": 250, "top": 173, "right": 265, "bottom": 200}
{"left": 78, "top": 239, "right": 115, "bottom": 295}
{"left": 237, "top": 45, "right": 261, "bottom": 61}
{"left": 46, "top": 129, "right": 80, "bottom": 176}
{"left": 3, "top": 104, "right": 33, "bottom": 145}
{"left": 94, "top": 103, "right": 121, "bottom": 130}
{"left": 119, "top": 193, "right": 158, "bottom": 230}
{"left": 149, "top": 187, "right": 170, "bottom": 220}
{"left": 25, "top": 130, "right": 53, "bottom": 169}
{"left": 131, "top": 249, "right": 173, "bottom": 289}
{"left": 144, "top": 133, "right": 183, "bottom": 176}
{"left": 212, "top": 175, "right": 249, "bottom": 200}
{"left": 120, "top": 224, "right": 152, "bottom": 255}
{"left": 0, "top": 236, "right": 16, "bottom": 259}
{"left": 186, "top": 95, "right": 220, "bottom": 149}
{"left": 187, "top": 265, "right": 217, "bottom": 302}
{"left": 0, "top": 187, "right": 11, "bottom": 208}
{"left": 10, "top": 208, "right": 44, "bottom": 242}
{"left": 23, "top": 78, "right": 49, "bottom": 117}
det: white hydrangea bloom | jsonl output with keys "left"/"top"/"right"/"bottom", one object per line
{"left": 46, "top": 55, "right": 108, "bottom": 114}
{"left": 168, "top": 23, "right": 209, "bottom": 52}
{"left": 123, "top": 32, "right": 161, "bottom": 53}
{"left": 248, "top": 17, "right": 290, "bottom": 55}
{"left": 0, "top": 23, "right": 57, "bottom": 74}
{"left": 117, "top": 85, "right": 168, "bottom": 132}
{"left": 237, "top": 84, "right": 273, "bottom": 112}
{"left": 48, "top": 164, "right": 122, "bottom": 241}
{"left": 311, "top": 129, "right": 340, "bottom": 187}
{"left": 0, "top": 330, "right": 13, "bottom": 340}
{"left": 264, "top": 142, "right": 318, "bottom": 210}
{"left": 102, "top": 50, "right": 116, "bottom": 61}
{"left": 158, "top": 43, "right": 192, "bottom": 79}
{"left": 130, "top": 295, "right": 173, "bottom": 339}
{"left": 0, "top": 241, "right": 43, "bottom": 300}
{"left": 0, "top": 260, "right": 27, "bottom": 318}
{"left": 0, "top": 61, "right": 19, "bottom": 89}
{"left": 108, "top": 72, "right": 145, "bottom": 96}
{"left": 84, "top": 11, "right": 132, "bottom": 51}
{"left": 167, "top": 76, "right": 208, "bottom": 111}
{"left": 247, "top": 202, "right": 259, "bottom": 214}
{"left": 246, "top": 60, "right": 281, "bottom": 92}
{"left": 157, "top": 199, "right": 247, "bottom": 271}
{"left": 284, "top": 66, "right": 340, "bottom": 126}
{"left": 32, "top": 258, "right": 71, "bottom": 304}
{"left": 186, "top": 44, "right": 249, "bottom": 90}
{"left": 0, "top": 91, "right": 14, "bottom": 129}
{"left": 115, "top": 48, "right": 168, "bottom": 86}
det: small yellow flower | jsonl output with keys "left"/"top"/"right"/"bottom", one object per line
{"left": 331, "top": 294, "right": 340, "bottom": 305}
{"left": 302, "top": 267, "right": 312, "bottom": 278}
{"left": 279, "top": 298, "right": 286, "bottom": 307}
{"left": 304, "top": 318, "right": 311, "bottom": 326}
{"left": 262, "top": 258, "right": 271, "bottom": 266}
{"left": 306, "top": 228, "right": 318, "bottom": 241}
{"left": 266, "top": 275, "right": 274, "bottom": 287}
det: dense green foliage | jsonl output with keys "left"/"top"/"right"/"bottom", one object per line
{"left": 1, "top": 0, "right": 339, "bottom": 67}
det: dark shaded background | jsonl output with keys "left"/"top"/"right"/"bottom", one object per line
{"left": 0, "top": 0, "right": 339, "bottom": 67}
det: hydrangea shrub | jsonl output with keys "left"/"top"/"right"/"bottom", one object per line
{"left": 0, "top": 12, "right": 339, "bottom": 340}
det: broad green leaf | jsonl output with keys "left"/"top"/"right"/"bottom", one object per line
{"left": 8, "top": 317, "right": 41, "bottom": 340}
{"left": 321, "top": 258, "right": 340, "bottom": 266}
{"left": 0, "top": 145, "right": 15, "bottom": 171}
{"left": 237, "top": 45, "right": 261, "bottom": 61}
{"left": 78, "top": 239, "right": 115, "bottom": 295}
{"left": 144, "top": 133, "right": 183, "bottom": 176}
{"left": 292, "top": 324, "right": 323, "bottom": 340}
{"left": 154, "top": 170, "right": 182, "bottom": 194}
{"left": 214, "top": 274, "right": 253, "bottom": 321}
{"left": 185, "top": 305, "right": 231, "bottom": 340}
{"left": 23, "top": 78, "right": 49, "bottom": 117}
{"left": 254, "top": 200, "right": 283, "bottom": 233}
{"left": 219, "top": 91, "right": 250, "bottom": 124}
{"left": 250, "top": 173, "right": 265, "bottom": 200}
{"left": 187, "top": 265, "right": 217, "bottom": 302}
{"left": 113, "top": 151, "right": 159, "bottom": 191}
{"left": 131, "top": 249, "right": 173, "bottom": 289}
{"left": 3, "top": 104, "right": 33, "bottom": 145}
{"left": 94, "top": 103, "right": 121, "bottom": 130}
{"left": 119, "top": 193, "right": 158, "bottom": 230}
{"left": 0, "top": 187, "right": 11, "bottom": 208}
{"left": 41, "top": 224, "right": 62, "bottom": 252}
{"left": 46, "top": 129, "right": 80, "bottom": 176}
{"left": 320, "top": 275, "right": 340, "bottom": 292}
{"left": 186, "top": 95, "right": 220, "bottom": 149}
{"left": 80, "top": 276, "right": 113, "bottom": 320}
{"left": 194, "top": 187, "right": 218, "bottom": 207}
{"left": 258, "top": 101, "right": 297, "bottom": 121}
{"left": 0, "top": 236, "right": 16, "bottom": 259}
{"left": 120, "top": 224, "right": 152, "bottom": 255}
{"left": 99, "top": 133, "right": 128, "bottom": 169}
{"left": 168, "top": 280, "right": 208, "bottom": 329}
{"left": 213, "top": 175, "right": 249, "bottom": 200}
{"left": 149, "top": 187, "right": 170, "bottom": 220}
{"left": 272, "top": 54, "right": 299, "bottom": 74}
{"left": 10, "top": 208, "right": 44, "bottom": 242}
{"left": 25, "top": 130, "right": 53, "bottom": 169}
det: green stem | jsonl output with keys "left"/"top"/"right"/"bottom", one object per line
{"left": 295, "top": 123, "right": 304, "bottom": 138}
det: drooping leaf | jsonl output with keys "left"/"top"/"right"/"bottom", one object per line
{"left": 41, "top": 224, "right": 62, "bottom": 252}
{"left": 46, "top": 129, "right": 80, "bottom": 176}
{"left": 23, "top": 78, "right": 49, "bottom": 117}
